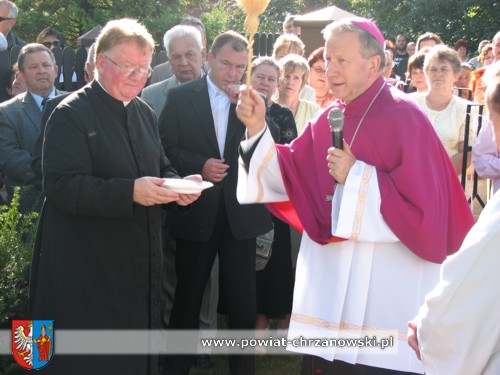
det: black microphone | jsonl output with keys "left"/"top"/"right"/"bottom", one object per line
{"left": 328, "top": 108, "right": 344, "bottom": 150}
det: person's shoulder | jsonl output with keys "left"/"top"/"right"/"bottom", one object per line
{"left": 272, "top": 102, "right": 293, "bottom": 115}
{"left": 144, "top": 78, "right": 170, "bottom": 90}
{"left": 0, "top": 92, "right": 24, "bottom": 109}
{"left": 142, "top": 79, "right": 170, "bottom": 96}
{"left": 452, "top": 94, "right": 474, "bottom": 106}
{"left": 51, "top": 86, "right": 95, "bottom": 117}
{"left": 300, "top": 99, "right": 320, "bottom": 111}
{"left": 152, "top": 61, "right": 171, "bottom": 72}
{"left": 381, "top": 88, "right": 430, "bottom": 127}
{"left": 133, "top": 95, "right": 157, "bottom": 115}
{"left": 11, "top": 32, "right": 26, "bottom": 47}
{"left": 389, "top": 86, "right": 423, "bottom": 106}
{"left": 171, "top": 76, "right": 205, "bottom": 95}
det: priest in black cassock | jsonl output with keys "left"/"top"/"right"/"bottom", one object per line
{"left": 28, "top": 19, "right": 200, "bottom": 375}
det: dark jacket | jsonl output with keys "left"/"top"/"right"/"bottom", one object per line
{"left": 158, "top": 75, "right": 273, "bottom": 241}
{"left": 29, "top": 81, "right": 174, "bottom": 374}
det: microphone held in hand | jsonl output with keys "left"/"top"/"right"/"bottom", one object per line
{"left": 328, "top": 108, "right": 344, "bottom": 150}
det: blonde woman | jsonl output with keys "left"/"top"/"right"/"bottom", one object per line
{"left": 412, "top": 45, "right": 475, "bottom": 174}
{"left": 276, "top": 53, "right": 320, "bottom": 135}
{"left": 272, "top": 34, "right": 316, "bottom": 103}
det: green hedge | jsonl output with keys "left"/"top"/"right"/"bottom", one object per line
{"left": 0, "top": 188, "right": 38, "bottom": 328}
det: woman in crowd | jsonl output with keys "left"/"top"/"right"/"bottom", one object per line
{"left": 454, "top": 38, "right": 469, "bottom": 63}
{"left": 454, "top": 62, "right": 474, "bottom": 100}
{"left": 307, "top": 47, "right": 335, "bottom": 109}
{"left": 412, "top": 45, "right": 474, "bottom": 175}
{"left": 2, "top": 63, "right": 26, "bottom": 99}
{"left": 406, "top": 51, "right": 428, "bottom": 94}
{"left": 276, "top": 54, "right": 320, "bottom": 135}
{"left": 272, "top": 34, "right": 316, "bottom": 103}
{"left": 480, "top": 43, "right": 495, "bottom": 67}
{"left": 249, "top": 56, "right": 298, "bottom": 337}
{"left": 471, "top": 43, "right": 494, "bottom": 104}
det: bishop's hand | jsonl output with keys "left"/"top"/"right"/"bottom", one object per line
{"left": 327, "top": 141, "right": 356, "bottom": 184}
{"left": 236, "top": 85, "right": 266, "bottom": 138}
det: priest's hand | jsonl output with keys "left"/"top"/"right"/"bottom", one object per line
{"left": 176, "top": 192, "right": 201, "bottom": 206}
{"left": 175, "top": 174, "right": 203, "bottom": 206}
{"left": 327, "top": 141, "right": 356, "bottom": 184}
{"left": 202, "top": 159, "right": 229, "bottom": 183}
{"left": 236, "top": 85, "right": 266, "bottom": 137}
{"left": 133, "top": 176, "right": 181, "bottom": 206}
{"left": 407, "top": 319, "right": 421, "bottom": 360}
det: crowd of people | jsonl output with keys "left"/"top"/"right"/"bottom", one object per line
{"left": 0, "top": 0, "right": 499, "bottom": 373}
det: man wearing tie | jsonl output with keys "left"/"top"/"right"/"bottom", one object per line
{"left": 0, "top": 43, "right": 65, "bottom": 212}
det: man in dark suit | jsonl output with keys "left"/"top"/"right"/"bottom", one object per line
{"left": 159, "top": 31, "right": 273, "bottom": 375}
{"left": 31, "top": 42, "right": 96, "bottom": 181}
{"left": 0, "top": 43, "right": 65, "bottom": 212}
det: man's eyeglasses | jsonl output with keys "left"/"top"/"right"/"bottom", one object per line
{"left": 0, "top": 16, "right": 14, "bottom": 22}
{"left": 104, "top": 55, "right": 153, "bottom": 78}
{"left": 42, "top": 40, "right": 62, "bottom": 48}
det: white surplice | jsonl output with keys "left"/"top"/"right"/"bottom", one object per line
{"left": 415, "top": 191, "right": 500, "bottom": 375}
{"left": 238, "top": 127, "right": 441, "bottom": 373}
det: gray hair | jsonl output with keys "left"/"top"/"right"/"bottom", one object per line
{"left": 163, "top": 25, "right": 203, "bottom": 56}
{"left": 251, "top": 56, "right": 280, "bottom": 77}
{"left": 0, "top": 0, "right": 18, "bottom": 18}
{"left": 322, "top": 20, "right": 386, "bottom": 73}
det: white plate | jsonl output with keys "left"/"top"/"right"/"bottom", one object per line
{"left": 162, "top": 178, "right": 213, "bottom": 194}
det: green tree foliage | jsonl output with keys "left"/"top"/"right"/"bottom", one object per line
{"left": 14, "top": 0, "right": 204, "bottom": 49}
{"left": 350, "top": 0, "right": 498, "bottom": 51}
{"left": 13, "top": 0, "right": 496, "bottom": 54}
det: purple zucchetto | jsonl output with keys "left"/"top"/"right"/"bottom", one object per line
{"left": 348, "top": 17, "right": 385, "bottom": 47}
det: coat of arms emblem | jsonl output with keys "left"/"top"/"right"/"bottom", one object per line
{"left": 11, "top": 319, "right": 54, "bottom": 370}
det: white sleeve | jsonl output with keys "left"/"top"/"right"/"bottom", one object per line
{"left": 415, "top": 203, "right": 500, "bottom": 374}
{"left": 331, "top": 160, "right": 399, "bottom": 242}
{"left": 240, "top": 126, "right": 267, "bottom": 152}
{"left": 237, "top": 127, "right": 289, "bottom": 204}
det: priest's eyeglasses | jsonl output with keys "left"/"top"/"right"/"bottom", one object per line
{"left": 104, "top": 55, "right": 153, "bottom": 78}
